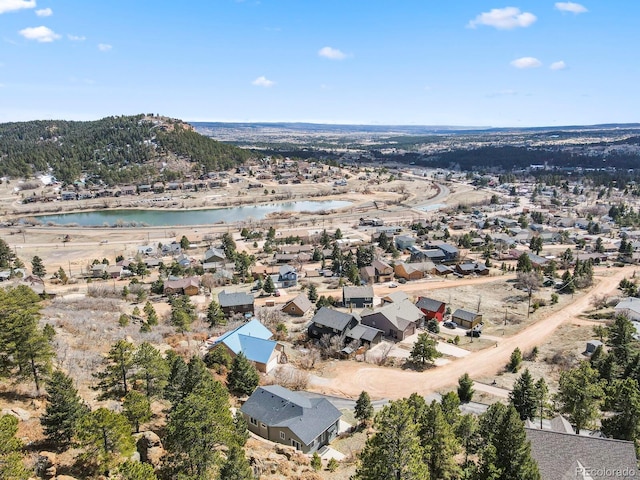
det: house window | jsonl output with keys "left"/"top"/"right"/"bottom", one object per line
{"left": 280, "top": 431, "right": 286, "bottom": 440}
{"left": 261, "top": 423, "right": 267, "bottom": 428}
{"left": 250, "top": 417, "right": 257, "bottom": 426}
{"left": 291, "top": 439, "right": 301, "bottom": 451}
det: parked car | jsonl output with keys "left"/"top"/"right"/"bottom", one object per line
{"left": 466, "top": 329, "right": 481, "bottom": 337}
{"left": 388, "top": 282, "right": 398, "bottom": 288}
{"left": 443, "top": 321, "right": 458, "bottom": 329}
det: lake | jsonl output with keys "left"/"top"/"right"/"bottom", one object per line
{"left": 32, "top": 200, "right": 353, "bottom": 227}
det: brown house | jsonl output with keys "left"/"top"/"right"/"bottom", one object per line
{"left": 360, "top": 299, "right": 424, "bottom": 340}
{"left": 163, "top": 276, "right": 201, "bottom": 296}
{"left": 282, "top": 294, "right": 313, "bottom": 316}
{"left": 451, "top": 309, "right": 482, "bottom": 329}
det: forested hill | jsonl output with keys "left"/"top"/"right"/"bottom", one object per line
{"left": 0, "top": 115, "right": 251, "bottom": 185}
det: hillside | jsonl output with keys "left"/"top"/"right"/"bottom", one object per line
{"left": 0, "top": 115, "right": 251, "bottom": 185}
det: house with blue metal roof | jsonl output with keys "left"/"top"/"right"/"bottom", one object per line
{"left": 208, "top": 319, "right": 283, "bottom": 373}
{"left": 241, "top": 385, "right": 341, "bottom": 453}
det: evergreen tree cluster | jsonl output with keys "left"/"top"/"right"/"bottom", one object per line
{"left": 354, "top": 393, "right": 540, "bottom": 480}
{"left": 0, "top": 115, "right": 250, "bottom": 184}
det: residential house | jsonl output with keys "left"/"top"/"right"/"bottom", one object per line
{"left": 274, "top": 265, "right": 298, "bottom": 288}
{"left": 241, "top": 385, "right": 341, "bottom": 453}
{"left": 360, "top": 299, "right": 424, "bottom": 340}
{"left": 218, "top": 290, "right": 255, "bottom": 318}
{"left": 451, "top": 309, "right": 483, "bottom": 329}
{"left": 381, "top": 291, "right": 410, "bottom": 305}
{"left": 206, "top": 319, "right": 283, "bottom": 373}
{"left": 137, "top": 245, "right": 156, "bottom": 255}
{"left": 91, "top": 263, "right": 108, "bottom": 278}
{"left": 359, "top": 265, "right": 376, "bottom": 284}
{"left": 344, "top": 324, "right": 384, "bottom": 347}
{"left": 282, "top": 294, "right": 313, "bottom": 317}
{"left": 307, "top": 307, "right": 359, "bottom": 342}
{"left": 525, "top": 428, "right": 637, "bottom": 480}
{"left": 106, "top": 265, "right": 123, "bottom": 279}
{"left": 435, "top": 243, "right": 460, "bottom": 263}
{"left": 161, "top": 241, "right": 182, "bottom": 255}
{"left": 411, "top": 248, "right": 446, "bottom": 263}
{"left": 614, "top": 297, "right": 640, "bottom": 322}
{"left": 342, "top": 285, "right": 374, "bottom": 308}
{"left": 415, "top": 297, "right": 446, "bottom": 321}
{"left": 371, "top": 259, "right": 394, "bottom": 282}
{"left": 394, "top": 261, "right": 435, "bottom": 281}
{"left": 395, "top": 235, "right": 416, "bottom": 251}
{"left": 455, "top": 262, "right": 489, "bottom": 276}
{"left": 163, "top": 276, "right": 201, "bottom": 296}
{"left": 203, "top": 248, "right": 226, "bottom": 264}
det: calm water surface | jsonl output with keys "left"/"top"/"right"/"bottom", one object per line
{"left": 33, "top": 200, "right": 353, "bottom": 227}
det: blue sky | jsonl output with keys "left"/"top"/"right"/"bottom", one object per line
{"left": 0, "top": 1, "right": 637, "bottom": 127}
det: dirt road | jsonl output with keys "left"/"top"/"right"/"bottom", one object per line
{"left": 308, "top": 268, "right": 628, "bottom": 400}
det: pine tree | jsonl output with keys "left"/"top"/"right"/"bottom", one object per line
{"left": 122, "top": 391, "right": 151, "bottom": 433}
{"left": 227, "top": 352, "right": 259, "bottom": 396}
{"left": 457, "top": 373, "right": 475, "bottom": 403}
{"left": 263, "top": 275, "right": 275, "bottom": 294}
{"left": 142, "top": 301, "right": 158, "bottom": 326}
{"left": 31, "top": 255, "right": 46, "bottom": 278}
{"left": 163, "top": 352, "right": 188, "bottom": 404}
{"left": 180, "top": 355, "right": 212, "bottom": 400}
{"left": 601, "top": 377, "right": 640, "bottom": 442}
{"left": 311, "top": 452, "right": 322, "bottom": 471}
{"left": 75, "top": 408, "right": 135, "bottom": 475}
{"left": 556, "top": 361, "right": 604, "bottom": 433}
{"left": 133, "top": 342, "right": 169, "bottom": 399}
{"left": 14, "top": 320, "right": 54, "bottom": 395}
{"left": 516, "top": 253, "right": 533, "bottom": 273}
{"left": 354, "top": 399, "right": 428, "bottom": 480}
{"left": 41, "top": 370, "right": 87, "bottom": 448}
{"left": 118, "top": 460, "right": 158, "bottom": 480}
{"left": 0, "top": 414, "right": 30, "bottom": 480}
{"left": 440, "top": 391, "right": 461, "bottom": 425}
{"left": 477, "top": 403, "right": 540, "bottom": 479}
{"left": 354, "top": 390, "right": 374, "bottom": 426}
{"left": 307, "top": 284, "right": 318, "bottom": 302}
{"left": 164, "top": 380, "right": 237, "bottom": 479}
{"left": 206, "top": 299, "right": 224, "bottom": 327}
{"left": 509, "top": 369, "right": 537, "bottom": 421}
{"left": 93, "top": 339, "right": 136, "bottom": 400}
{"left": 219, "top": 446, "right": 254, "bottom": 480}
{"left": 409, "top": 333, "right": 441, "bottom": 367}
{"left": 421, "top": 400, "right": 460, "bottom": 480}
{"left": 508, "top": 347, "right": 523, "bottom": 373}
{"left": 608, "top": 315, "right": 636, "bottom": 365}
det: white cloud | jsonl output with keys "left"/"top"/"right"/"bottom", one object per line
{"left": 67, "top": 34, "right": 85, "bottom": 41}
{"left": 468, "top": 7, "right": 537, "bottom": 30}
{"left": 252, "top": 76, "right": 274, "bottom": 87}
{"left": 555, "top": 2, "right": 588, "bottom": 14}
{"left": 97, "top": 43, "right": 112, "bottom": 52}
{"left": 318, "top": 46, "right": 347, "bottom": 60}
{"left": 0, "top": 0, "right": 35, "bottom": 14}
{"left": 35, "top": 7, "right": 52, "bottom": 17}
{"left": 19, "top": 26, "right": 61, "bottom": 43}
{"left": 550, "top": 60, "right": 567, "bottom": 70}
{"left": 510, "top": 57, "right": 542, "bottom": 68}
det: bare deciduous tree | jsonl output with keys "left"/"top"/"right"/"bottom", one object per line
{"left": 517, "top": 271, "right": 542, "bottom": 317}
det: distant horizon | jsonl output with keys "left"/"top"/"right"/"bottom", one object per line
{"left": 2, "top": 2, "right": 639, "bottom": 127}
{"left": 3, "top": 114, "right": 640, "bottom": 132}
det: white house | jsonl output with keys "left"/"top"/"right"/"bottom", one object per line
{"left": 614, "top": 297, "right": 640, "bottom": 322}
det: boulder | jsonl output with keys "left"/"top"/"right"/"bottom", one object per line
{"left": 134, "top": 431, "right": 165, "bottom": 466}
{"left": 275, "top": 444, "right": 298, "bottom": 460}
{"left": 1, "top": 407, "right": 31, "bottom": 421}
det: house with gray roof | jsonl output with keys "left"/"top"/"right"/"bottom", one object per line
{"left": 241, "top": 385, "right": 342, "bottom": 453}
{"left": 342, "top": 285, "right": 374, "bottom": 308}
{"left": 360, "top": 298, "right": 424, "bottom": 340}
{"left": 451, "top": 309, "right": 483, "bottom": 329}
{"left": 308, "top": 307, "right": 359, "bottom": 341}
{"left": 218, "top": 290, "right": 255, "bottom": 318}
{"left": 526, "top": 428, "right": 637, "bottom": 480}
